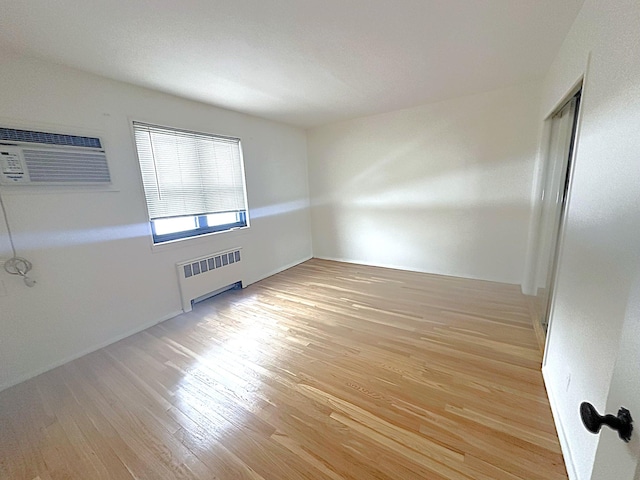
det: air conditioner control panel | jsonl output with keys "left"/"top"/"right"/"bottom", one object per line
{"left": 0, "top": 146, "right": 28, "bottom": 184}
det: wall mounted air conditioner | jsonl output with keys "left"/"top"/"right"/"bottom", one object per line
{"left": 0, "top": 127, "right": 110, "bottom": 185}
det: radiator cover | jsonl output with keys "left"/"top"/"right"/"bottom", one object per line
{"left": 176, "top": 248, "right": 244, "bottom": 312}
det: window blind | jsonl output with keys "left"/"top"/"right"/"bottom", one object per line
{"left": 133, "top": 122, "right": 247, "bottom": 220}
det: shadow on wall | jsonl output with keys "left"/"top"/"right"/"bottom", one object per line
{"left": 242, "top": 204, "right": 311, "bottom": 284}
{"left": 306, "top": 82, "right": 541, "bottom": 286}
{"left": 311, "top": 201, "right": 530, "bottom": 284}
{"left": 309, "top": 142, "right": 536, "bottom": 284}
{"left": 308, "top": 85, "right": 538, "bottom": 202}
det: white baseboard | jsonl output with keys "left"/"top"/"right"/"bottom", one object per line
{"left": 0, "top": 309, "right": 182, "bottom": 393}
{"left": 543, "top": 367, "right": 579, "bottom": 480}
{"left": 313, "top": 255, "right": 522, "bottom": 287}
{"left": 313, "top": 254, "right": 445, "bottom": 276}
{"left": 0, "top": 256, "right": 315, "bottom": 393}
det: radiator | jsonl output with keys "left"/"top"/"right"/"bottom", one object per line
{"left": 176, "top": 247, "right": 244, "bottom": 312}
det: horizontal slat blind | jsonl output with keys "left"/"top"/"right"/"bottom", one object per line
{"left": 133, "top": 122, "right": 246, "bottom": 220}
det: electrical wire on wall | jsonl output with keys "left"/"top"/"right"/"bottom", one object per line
{"left": 0, "top": 189, "right": 36, "bottom": 287}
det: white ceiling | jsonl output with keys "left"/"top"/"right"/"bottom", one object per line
{"left": 0, "top": 0, "right": 584, "bottom": 128}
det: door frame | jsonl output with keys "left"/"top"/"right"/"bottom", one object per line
{"left": 541, "top": 90, "right": 582, "bottom": 332}
{"left": 536, "top": 55, "right": 592, "bottom": 480}
{"left": 541, "top": 77, "right": 585, "bottom": 365}
{"left": 521, "top": 78, "right": 584, "bottom": 350}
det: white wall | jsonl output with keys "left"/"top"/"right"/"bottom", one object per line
{"left": 537, "top": 0, "right": 640, "bottom": 478}
{"left": 0, "top": 51, "right": 312, "bottom": 391}
{"left": 307, "top": 82, "right": 542, "bottom": 284}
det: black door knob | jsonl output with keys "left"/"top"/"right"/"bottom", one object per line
{"left": 580, "top": 402, "right": 633, "bottom": 443}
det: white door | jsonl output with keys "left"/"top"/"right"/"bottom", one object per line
{"left": 588, "top": 268, "right": 640, "bottom": 479}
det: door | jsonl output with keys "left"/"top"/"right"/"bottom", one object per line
{"left": 589, "top": 268, "right": 640, "bottom": 479}
{"left": 532, "top": 92, "right": 581, "bottom": 335}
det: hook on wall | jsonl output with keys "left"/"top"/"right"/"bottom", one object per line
{"left": 4, "top": 257, "right": 36, "bottom": 287}
{"left": 1, "top": 188, "right": 36, "bottom": 287}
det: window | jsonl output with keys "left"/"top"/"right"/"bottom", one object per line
{"left": 132, "top": 122, "right": 248, "bottom": 244}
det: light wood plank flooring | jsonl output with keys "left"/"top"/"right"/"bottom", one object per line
{"left": 0, "top": 259, "right": 567, "bottom": 479}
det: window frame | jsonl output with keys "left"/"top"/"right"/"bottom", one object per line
{"left": 150, "top": 211, "right": 247, "bottom": 244}
{"left": 130, "top": 120, "right": 250, "bottom": 246}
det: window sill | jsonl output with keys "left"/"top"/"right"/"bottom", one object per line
{"left": 149, "top": 225, "right": 250, "bottom": 254}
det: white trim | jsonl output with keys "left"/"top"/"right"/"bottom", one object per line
{"left": 538, "top": 54, "right": 592, "bottom": 475}
{"left": 522, "top": 75, "right": 586, "bottom": 297}
{"left": 543, "top": 76, "right": 586, "bottom": 122}
{"left": 313, "top": 255, "right": 520, "bottom": 286}
{"left": 543, "top": 52, "right": 592, "bottom": 367}
{"left": 0, "top": 309, "right": 182, "bottom": 393}
{"left": 543, "top": 367, "right": 580, "bottom": 480}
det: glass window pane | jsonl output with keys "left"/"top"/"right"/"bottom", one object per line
{"left": 206, "top": 212, "right": 239, "bottom": 226}
{"left": 153, "top": 216, "right": 197, "bottom": 235}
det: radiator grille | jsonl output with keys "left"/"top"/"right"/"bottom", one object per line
{"left": 183, "top": 250, "right": 241, "bottom": 278}
{"left": 176, "top": 248, "right": 244, "bottom": 312}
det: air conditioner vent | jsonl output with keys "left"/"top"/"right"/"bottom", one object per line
{"left": 23, "top": 149, "right": 110, "bottom": 183}
{"left": 0, "top": 127, "right": 102, "bottom": 148}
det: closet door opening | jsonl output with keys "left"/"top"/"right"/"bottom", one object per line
{"left": 532, "top": 90, "right": 581, "bottom": 339}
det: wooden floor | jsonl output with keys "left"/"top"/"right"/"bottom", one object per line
{"left": 0, "top": 259, "right": 567, "bottom": 480}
